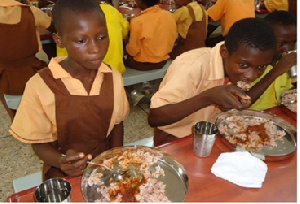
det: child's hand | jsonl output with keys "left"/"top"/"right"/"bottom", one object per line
{"left": 273, "top": 51, "right": 297, "bottom": 76}
{"left": 207, "top": 85, "right": 251, "bottom": 111}
{"left": 59, "top": 149, "right": 92, "bottom": 177}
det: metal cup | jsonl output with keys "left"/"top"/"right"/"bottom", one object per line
{"left": 194, "top": 121, "right": 218, "bottom": 157}
{"left": 286, "top": 50, "right": 297, "bottom": 78}
{"left": 35, "top": 178, "right": 71, "bottom": 202}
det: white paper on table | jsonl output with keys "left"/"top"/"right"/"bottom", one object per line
{"left": 211, "top": 151, "right": 268, "bottom": 188}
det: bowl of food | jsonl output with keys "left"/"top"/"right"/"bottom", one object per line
{"left": 215, "top": 109, "right": 297, "bottom": 161}
{"left": 81, "top": 146, "right": 189, "bottom": 202}
{"left": 280, "top": 89, "right": 297, "bottom": 119}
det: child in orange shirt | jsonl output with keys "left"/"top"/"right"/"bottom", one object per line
{"left": 10, "top": 0, "right": 129, "bottom": 180}
{"left": 124, "top": 0, "right": 177, "bottom": 71}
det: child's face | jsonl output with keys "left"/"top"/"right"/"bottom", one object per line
{"left": 55, "top": 11, "right": 109, "bottom": 70}
{"left": 273, "top": 25, "right": 297, "bottom": 60}
{"left": 221, "top": 44, "right": 274, "bottom": 86}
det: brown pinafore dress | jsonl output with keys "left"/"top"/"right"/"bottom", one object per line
{"left": 0, "top": 6, "right": 46, "bottom": 95}
{"left": 38, "top": 68, "right": 114, "bottom": 180}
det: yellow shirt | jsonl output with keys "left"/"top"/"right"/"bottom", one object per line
{"left": 250, "top": 64, "right": 293, "bottom": 111}
{"left": 57, "top": 3, "right": 129, "bottom": 74}
{"left": 207, "top": 0, "right": 255, "bottom": 36}
{"left": 150, "top": 42, "right": 225, "bottom": 138}
{"left": 172, "top": 2, "right": 206, "bottom": 39}
{"left": 264, "top": 0, "right": 288, "bottom": 12}
{"left": 126, "top": 5, "right": 177, "bottom": 63}
{"left": 10, "top": 57, "right": 130, "bottom": 143}
{"left": 0, "top": 0, "right": 51, "bottom": 52}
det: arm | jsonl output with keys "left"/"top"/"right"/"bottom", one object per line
{"left": 108, "top": 122, "right": 124, "bottom": 147}
{"left": 148, "top": 85, "right": 250, "bottom": 127}
{"left": 32, "top": 143, "right": 91, "bottom": 177}
{"left": 247, "top": 52, "right": 297, "bottom": 104}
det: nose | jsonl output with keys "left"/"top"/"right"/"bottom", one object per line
{"left": 244, "top": 68, "right": 263, "bottom": 82}
{"left": 88, "top": 40, "right": 100, "bottom": 55}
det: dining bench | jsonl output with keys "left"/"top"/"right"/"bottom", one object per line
{"left": 122, "top": 59, "right": 173, "bottom": 86}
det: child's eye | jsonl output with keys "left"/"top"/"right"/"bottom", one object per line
{"left": 257, "top": 65, "right": 267, "bottom": 70}
{"left": 76, "top": 39, "right": 86, "bottom": 44}
{"left": 97, "top": 35, "right": 107, "bottom": 40}
{"left": 239, "top": 63, "right": 249, "bottom": 69}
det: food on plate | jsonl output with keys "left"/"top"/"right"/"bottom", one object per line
{"left": 86, "top": 148, "right": 170, "bottom": 202}
{"left": 218, "top": 116, "right": 286, "bottom": 150}
{"left": 281, "top": 89, "right": 297, "bottom": 113}
{"left": 237, "top": 81, "right": 251, "bottom": 91}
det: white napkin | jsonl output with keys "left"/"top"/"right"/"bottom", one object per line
{"left": 211, "top": 151, "right": 268, "bottom": 188}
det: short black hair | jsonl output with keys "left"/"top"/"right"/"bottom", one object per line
{"left": 225, "top": 18, "right": 276, "bottom": 55}
{"left": 141, "top": 0, "right": 159, "bottom": 8}
{"left": 52, "top": 0, "right": 104, "bottom": 34}
{"left": 264, "top": 10, "right": 297, "bottom": 28}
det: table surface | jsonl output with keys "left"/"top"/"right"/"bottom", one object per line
{"left": 7, "top": 106, "right": 297, "bottom": 202}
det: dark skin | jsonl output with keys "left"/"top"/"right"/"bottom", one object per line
{"left": 247, "top": 24, "right": 297, "bottom": 103}
{"left": 32, "top": 11, "right": 123, "bottom": 177}
{"left": 148, "top": 44, "right": 274, "bottom": 127}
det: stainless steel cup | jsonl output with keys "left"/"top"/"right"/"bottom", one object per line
{"left": 194, "top": 121, "right": 218, "bottom": 157}
{"left": 286, "top": 50, "right": 297, "bottom": 78}
{"left": 35, "top": 178, "right": 71, "bottom": 202}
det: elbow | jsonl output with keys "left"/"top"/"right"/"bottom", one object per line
{"left": 147, "top": 112, "right": 157, "bottom": 128}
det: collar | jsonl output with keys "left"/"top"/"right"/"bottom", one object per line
{"left": 140, "top": 5, "right": 161, "bottom": 14}
{"left": 48, "top": 56, "right": 112, "bottom": 79}
{"left": 207, "top": 41, "right": 225, "bottom": 80}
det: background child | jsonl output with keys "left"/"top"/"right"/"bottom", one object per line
{"left": 10, "top": 0, "right": 130, "bottom": 180}
{"left": 206, "top": 0, "right": 255, "bottom": 46}
{"left": 169, "top": 0, "right": 208, "bottom": 59}
{"left": 148, "top": 18, "right": 278, "bottom": 146}
{"left": 250, "top": 10, "right": 297, "bottom": 110}
{"left": 57, "top": 1, "right": 129, "bottom": 74}
{"left": 124, "top": 0, "right": 177, "bottom": 71}
{"left": 0, "top": 0, "right": 52, "bottom": 120}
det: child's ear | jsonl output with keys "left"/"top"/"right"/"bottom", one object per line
{"left": 52, "top": 33, "right": 64, "bottom": 48}
{"left": 220, "top": 44, "right": 229, "bottom": 59}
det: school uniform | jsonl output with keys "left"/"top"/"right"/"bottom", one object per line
{"left": 0, "top": 0, "right": 51, "bottom": 112}
{"left": 264, "top": 0, "right": 288, "bottom": 12}
{"left": 151, "top": 42, "right": 226, "bottom": 140}
{"left": 125, "top": 5, "right": 176, "bottom": 69}
{"left": 10, "top": 57, "right": 130, "bottom": 179}
{"left": 172, "top": 1, "right": 206, "bottom": 39}
{"left": 250, "top": 65, "right": 293, "bottom": 111}
{"left": 207, "top": 0, "right": 255, "bottom": 36}
{"left": 57, "top": 3, "right": 129, "bottom": 74}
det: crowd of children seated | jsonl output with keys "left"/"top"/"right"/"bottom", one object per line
{"left": 1, "top": 0, "right": 297, "bottom": 179}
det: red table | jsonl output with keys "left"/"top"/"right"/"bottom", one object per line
{"left": 7, "top": 106, "right": 297, "bottom": 202}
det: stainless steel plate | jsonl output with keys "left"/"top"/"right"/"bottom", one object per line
{"left": 81, "top": 146, "right": 189, "bottom": 202}
{"left": 215, "top": 109, "right": 297, "bottom": 160}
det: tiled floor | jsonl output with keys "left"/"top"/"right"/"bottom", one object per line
{"left": 0, "top": 101, "right": 153, "bottom": 201}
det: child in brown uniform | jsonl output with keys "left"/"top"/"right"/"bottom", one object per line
{"left": 0, "top": 0, "right": 52, "bottom": 120}
{"left": 10, "top": 0, "right": 130, "bottom": 180}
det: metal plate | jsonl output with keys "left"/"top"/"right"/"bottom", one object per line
{"left": 215, "top": 109, "right": 297, "bottom": 161}
{"left": 81, "top": 146, "right": 189, "bottom": 202}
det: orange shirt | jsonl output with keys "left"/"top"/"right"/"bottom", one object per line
{"left": 10, "top": 57, "right": 130, "bottom": 143}
{"left": 207, "top": 0, "right": 255, "bottom": 36}
{"left": 150, "top": 42, "right": 225, "bottom": 138}
{"left": 0, "top": 0, "right": 52, "bottom": 52}
{"left": 264, "top": 0, "right": 288, "bottom": 12}
{"left": 126, "top": 5, "right": 177, "bottom": 63}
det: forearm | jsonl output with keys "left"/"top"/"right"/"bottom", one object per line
{"left": 247, "top": 70, "right": 278, "bottom": 104}
{"left": 108, "top": 122, "right": 124, "bottom": 147}
{"left": 31, "top": 143, "right": 62, "bottom": 169}
{"left": 148, "top": 92, "right": 212, "bottom": 127}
